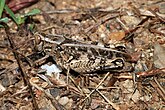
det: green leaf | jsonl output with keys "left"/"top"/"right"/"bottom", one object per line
{"left": 17, "top": 15, "right": 25, "bottom": 24}
{"left": 0, "top": 0, "right": 5, "bottom": 18}
{"left": 4, "top": 5, "right": 19, "bottom": 25}
{"left": 0, "top": 24, "right": 4, "bottom": 28}
{"left": 29, "top": 23, "right": 35, "bottom": 31}
{"left": 0, "top": 17, "right": 9, "bottom": 23}
{"left": 25, "top": 9, "right": 41, "bottom": 17}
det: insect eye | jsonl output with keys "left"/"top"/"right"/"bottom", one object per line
{"left": 112, "top": 59, "right": 124, "bottom": 65}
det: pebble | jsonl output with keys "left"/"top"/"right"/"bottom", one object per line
{"left": 58, "top": 97, "right": 69, "bottom": 106}
{"left": 131, "top": 90, "right": 141, "bottom": 102}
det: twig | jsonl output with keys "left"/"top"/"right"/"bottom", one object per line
{"left": 69, "top": 75, "right": 85, "bottom": 95}
{"left": 40, "top": 8, "right": 119, "bottom": 15}
{"left": 96, "top": 89, "right": 120, "bottom": 110}
{"left": 88, "top": 86, "right": 120, "bottom": 90}
{"left": 41, "top": 9, "right": 79, "bottom": 14}
{"left": 79, "top": 72, "right": 110, "bottom": 105}
{"left": 148, "top": 8, "right": 165, "bottom": 22}
{"left": 116, "top": 17, "right": 129, "bottom": 31}
{"left": 116, "top": 75, "right": 133, "bottom": 79}
{"left": 139, "top": 9, "right": 165, "bottom": 18}
{"left": 136, "top": 68, "right": 165, "bottom": 77}
{"left": 11, "top": 86, "right": 28, "bottom": 97}
{"left": 4, "top": 24, "right": 39, "bottom": 110}
{"left": 30, "top": 78, "right": 65, "bottom": 110}
{"left": 84, "top": 14, "right": 121, "bottom": 34}
{"left": 154, "top": 77, "right": 165, "bottom": 96}
{"left": 150, "top": 77, "right": 165, "bottom": 102}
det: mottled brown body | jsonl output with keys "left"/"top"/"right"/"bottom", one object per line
{"left": 52, "top": 42, "right": 133, "bottom": 74}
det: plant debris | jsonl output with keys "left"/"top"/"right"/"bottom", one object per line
{"left": 0, "top": 0, "right": 165, "bottom": 110}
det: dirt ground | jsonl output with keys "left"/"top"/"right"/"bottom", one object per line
{"left": 0, "top": 0, "right": 165, "bottom": 110}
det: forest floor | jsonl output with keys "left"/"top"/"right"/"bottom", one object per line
{"left": 0, "top": 0, "right": 165, "bottom": 110}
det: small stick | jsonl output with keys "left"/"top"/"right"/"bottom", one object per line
{"left": 4, "top": 24, "right": 39, "bottom": 110}
{"left": 79, "top": 72, "right": 110, "bottom": 105}
{"left": 96, "top": 89, "right": 120, "bottom": 110}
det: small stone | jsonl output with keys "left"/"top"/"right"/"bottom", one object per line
{"left": 131, "top": 90, "right": 141, "bottom": 102}
{"left": 65, "top": 99, "right": 73, "bottom": 109}
{"left": 159, "top": 2, "right": 165, "bottom": 14}
{"left": 140, "top": 95, "right": 151, "bottom": 102}
{"left": 58, "top": 97, "right": 69, "bottom": 106}
{"left": 0, "top": 83, "right": 6, "bottom": 92}
{"left": 122, "top": 80, "right": 134, "bottom": 92}
{"left": 121, "top": 16, "right": 141, "bottom": 27}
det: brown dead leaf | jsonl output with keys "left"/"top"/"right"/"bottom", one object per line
{"left": 108, "top": 31, "right": 125, "bottom": 41}
{"left": 7, "top": 0, "right": 39, "bottom": 13}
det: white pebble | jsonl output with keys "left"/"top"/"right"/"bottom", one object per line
{"left": 58, "top": 97, "right": 69, "bottom": 106}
